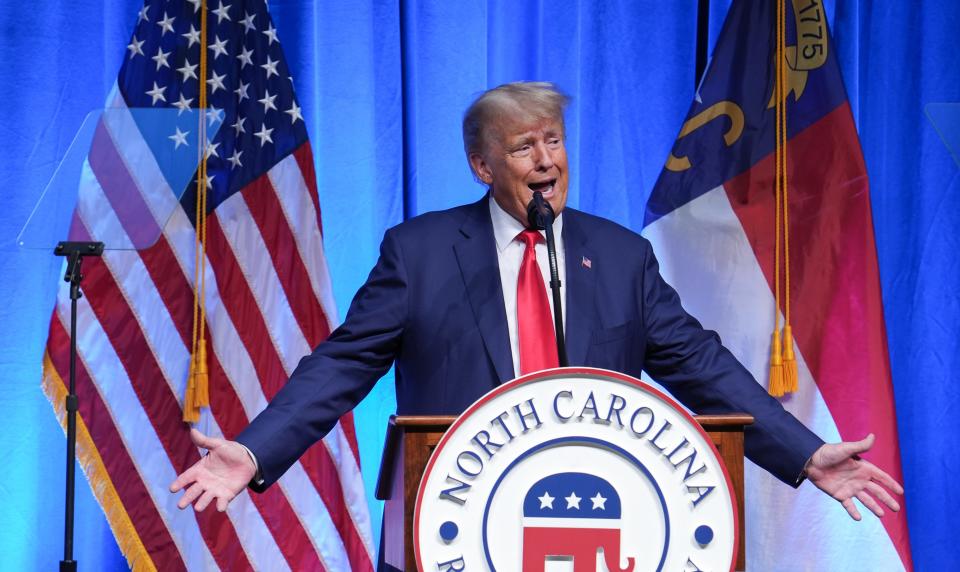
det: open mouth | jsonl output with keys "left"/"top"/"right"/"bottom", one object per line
{"left": 528, "top": 179, "right": 557, "bottom": 194}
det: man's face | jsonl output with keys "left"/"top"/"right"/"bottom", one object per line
{"left": 470, "top": 116, "right": 569, "bottom": 226}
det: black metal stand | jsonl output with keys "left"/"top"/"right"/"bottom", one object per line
{"left": 527, "top": 192, "right": 569, "bottom": 366}
{"left": 54, "top": 241, "right": 104, "bottom": 572}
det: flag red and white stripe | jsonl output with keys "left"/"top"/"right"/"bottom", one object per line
{"left": 41, "top": 1, "right": 375, "bottom": 569}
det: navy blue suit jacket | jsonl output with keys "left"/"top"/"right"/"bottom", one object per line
{"left": 237, "top": 197, "right": 824, "bottom": 490}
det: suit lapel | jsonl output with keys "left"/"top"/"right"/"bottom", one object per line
{"left": 562, "top": 210, "right": 597, "bottom": 366}
{"left": 453, "top": 199, "right": 515, "bottom": 383}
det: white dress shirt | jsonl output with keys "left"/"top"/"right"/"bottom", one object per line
{"left": 489, "top": 196, "right": 567, "bottom": 377}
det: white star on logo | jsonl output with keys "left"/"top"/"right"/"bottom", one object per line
{"left": 227, "top": 149, "right": 243, "bottom": 169}
{"left": 234, "top": 81, "right": 250, "bottom": 102}
{"left": 177, "top": 60, "right": 198, "bottom": 82}
{"left": 261, "top": 56, "right": 279, "bottom": 79}
{"left": 182, "top": 24, "right": 201, "bottom": 48}
{"left": 151, "top": 46, "right": 171, "bottom": 70}
{"left": 285, "top": 102, "right": 303, "bottom": 124}
{"left": 168, "top": 127, "right": 189, "bottom": 149}
{"left": 231, "top": 116, "right": 246, "bottom": 136}
{"left": 137, "top": 5, "right": 150, "bottom": 23}
{"left": 212, "top": 1, "right": 232, "bottom": 24}
{"left": 156, "top": 12, "right": 175, "bottom": 35}
{"left": 538, "top": 492, "right": 555, "bottom": 509}
{"left": 258, "top": 89, "right": 277, "bottom": 113}
{"left": 207, "top": 71, "right": 226, "bottom": 93}
{"left": 173, "top": 93, "right": 194, "bottom": 115}
{"left": 263, "top": 23, "right": 278, "bottom": 45}
{"left": 126, "top": 36, "right": 144, "bottom": 59}
{"left": 254, "top": 124, "right": 274, "bottom": 147}
{"left": 209, "top": 35, "right": 229, "bottom": 60}
{"left": 237, "top": 45, "right": 254, "bottom": 69}
{"left": 145, "top": 82, "right": 167, "bottom": 104}
{"left": 590, "top": 493, "right": 607, "bottom": 510}
{"left": 565, "top": 492, "right": 582, "bottom": 510}
{"left": 240, "top": 12, "right": 256, "bottom": 33}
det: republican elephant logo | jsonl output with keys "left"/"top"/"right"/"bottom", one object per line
{"left": 521, "top": 472, "right": 636, "bottom": 572}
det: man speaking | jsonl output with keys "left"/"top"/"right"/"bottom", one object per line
{"left": 171, "top": 82, "right": 901, "bottom": 526}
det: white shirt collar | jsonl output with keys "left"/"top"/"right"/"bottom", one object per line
{"left": 489, "top": 195, "right": 564, "bottom": 252}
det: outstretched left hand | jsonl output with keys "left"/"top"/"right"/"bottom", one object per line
{"left": 805, "top": 433, "right": 904, "bottom": 521}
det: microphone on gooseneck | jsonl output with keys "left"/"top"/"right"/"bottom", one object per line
{"left": 526, "top": 191, "right": 568, "bottom": 367}
{"left": 526, "top": 191, "right": 555, "bottom": 230}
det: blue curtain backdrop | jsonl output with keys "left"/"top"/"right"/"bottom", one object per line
{"left": 0, "top": 1, "right": 956, "bottom": 569}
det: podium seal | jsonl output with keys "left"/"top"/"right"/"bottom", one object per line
{"left": 414, "top": 367, "right": 738, "bottom": 571}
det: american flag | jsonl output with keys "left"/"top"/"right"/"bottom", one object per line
{"left": 41, "top": 0, "right": 374, "bottom": 569}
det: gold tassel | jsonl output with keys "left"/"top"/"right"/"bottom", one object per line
{"left": 194, "top": 338, "right": 210, "bottom": 407}
{"left": 183, "top": 355, "right": 200, "bottom": 423}
{"left": 782, "top": 324, "right": 798, "bottom": 393}
{"left": 183, "top": 0, "right": 209, "bottom": 424}
{"left": 769, "top": 328, "right": 785, "bottom": 397}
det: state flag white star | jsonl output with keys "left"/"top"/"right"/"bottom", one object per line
{"left": 145, "top": 82, "right": 166, "bottom": 104}
{"left": 173, "top": 93, "right": 194, "bottom": 115}
{"left": 258, "top": 89, "right": 277, "bottom": 113}
{"left": 209, "top": 35, "right": 229, "bottom": 60}
{"left": 232, "top": 116, "right": 246, "bottom": 135}
{"left": 168, "top": 127, "right": 189, "bottom": 148}
{"left": 227, "top": 149, "right": 243, "bottom": 169}
{"left": 126, "top": 37, "right": 144, "bottom": 59}
{"left": 263, "top": 23, "right": 278, "bottom": 45}
{"left": 207, "top": 71, "right": 226, "bottom": 93}
{"left": 182, "top": 25, "right": 200, "bottom": 48}
{"left": 261, "top": 56, "right": 279, "bottom": 79}
{"left": 254, "top": 124, "right": 274, "bottom": 147}
{"left": 234, "top": 81, "right": 250, "bottom": 102}
{"left": 177, "top": 60, "right": 198, "bottom": 82}
{"left": 240, "top": 12, "right": 256, "bottom": 33}
{"left": 285, "top": 102, "right": 303, "bottom": 124}
{"left": 237, "top": 46, "right": 254, "bottom": 69}
{"left": 156, "top": 12, "right": 175, "bottom": 35}
{"left": 151, "top": 47, "right": 171, "bottom": 70}
{"left": 212, "top": 1, "right": 232, "bottom": 24}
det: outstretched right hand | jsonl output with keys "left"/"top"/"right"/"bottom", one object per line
{"left": 169, "top": 428, "right": 257, "bottom": 512}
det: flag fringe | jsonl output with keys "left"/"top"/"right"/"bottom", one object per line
{"left": 41, "top": 353, "right": 157, "bottom": 572}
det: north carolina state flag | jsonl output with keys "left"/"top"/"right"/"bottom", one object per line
{"left": 643, "top": 1, "right": 912, "bottom": 569}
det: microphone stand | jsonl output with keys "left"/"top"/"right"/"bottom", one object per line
{"left": 527, "top": 192, "right": 568, "bottom": 366}
{"left": 55, "top": 240, "right": 104, "bottom": 572}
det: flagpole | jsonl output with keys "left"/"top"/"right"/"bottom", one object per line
{"left": 56, "top": 241, "right": 104, "bottom": 572}
{"left": 695, "top": 0, "right": 710, "bottom": 88}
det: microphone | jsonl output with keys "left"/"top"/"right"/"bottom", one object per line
{"left": 525, "top": 191, "right": 568, "bottom": 367}
{"left": 526, "top": 191, "right": 555, "bottom": 230}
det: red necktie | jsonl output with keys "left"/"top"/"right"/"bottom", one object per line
{"left": 516, "top": 230, "right": 559, "bottom": 374}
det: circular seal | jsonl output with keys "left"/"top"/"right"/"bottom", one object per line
{"left": 414, "top": 367, "right": 738, "bottom": 572}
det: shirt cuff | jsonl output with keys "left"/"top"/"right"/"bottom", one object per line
{"left": 239, "top": 443, "right": 265, "bottom": 488}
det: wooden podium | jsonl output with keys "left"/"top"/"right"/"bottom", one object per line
{"left": 376, "top": 413, "right": 753, "bottom": 571}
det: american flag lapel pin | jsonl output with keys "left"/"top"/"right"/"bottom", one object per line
{"left": 581, "top": 256, "right": 592, "bottom": 269}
